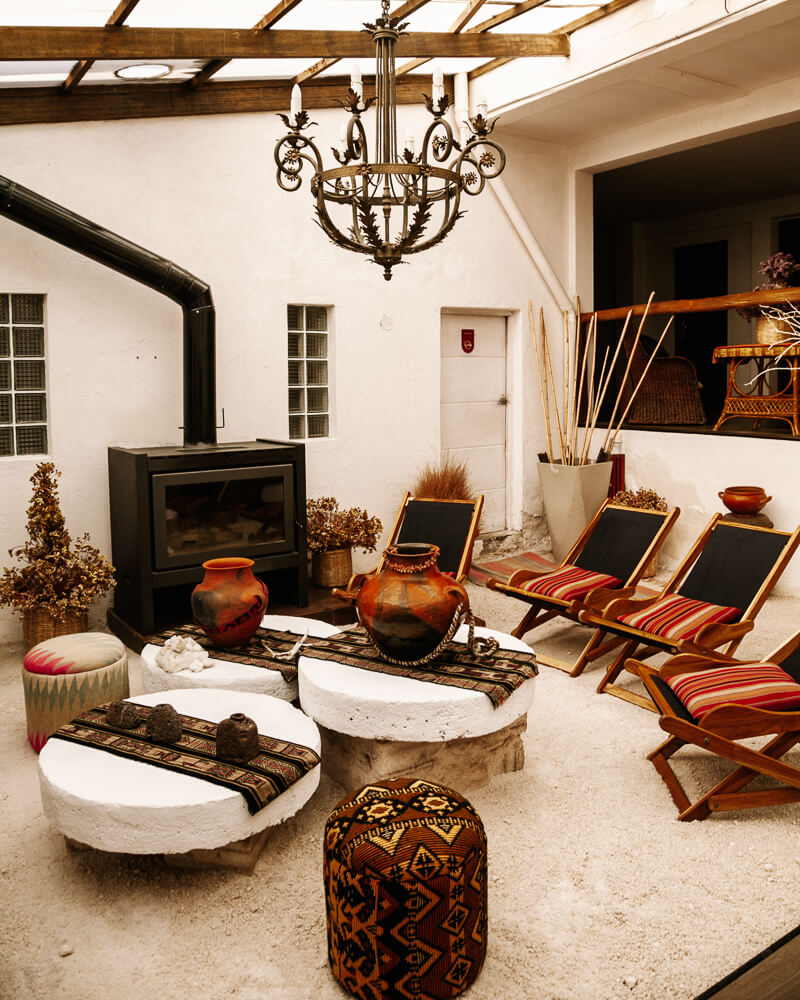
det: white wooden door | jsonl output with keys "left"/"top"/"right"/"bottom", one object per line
{"left": 440, "top": 314, "right": 507, "bottom": 533}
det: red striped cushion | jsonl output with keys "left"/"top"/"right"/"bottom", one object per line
{"left": 522, "top": 565, "right": 621, "bottom": 602}
{"left": 617, "top": 594, "right": 739, "bottom": 642}
{"left": 666, "top": 663, "right": 800, "bottom": 720}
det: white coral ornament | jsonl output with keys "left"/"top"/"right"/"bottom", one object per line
{"left": 155, "top": 634, "right": 211, "bottom": 673}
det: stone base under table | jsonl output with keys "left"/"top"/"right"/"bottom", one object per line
{"left": 319, "top": 714, "right": 527, "bottom": 791}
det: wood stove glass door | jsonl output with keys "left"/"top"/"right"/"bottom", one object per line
{"left": 151, "top": 464, "right": 294, "bottom": 570}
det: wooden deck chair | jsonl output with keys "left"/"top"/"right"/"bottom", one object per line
{"left": 577, "top": 516, "right": 800, "bottom": 709}
{"left": 486, "top": 500, "right": 679, "bottom": 675}
{"left": 333, "top": 492, "right": 483, "bottom": 602}
{"left": 628, "top": 631, "right": 800, "bottom": 820}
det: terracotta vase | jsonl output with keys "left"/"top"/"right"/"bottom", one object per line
{"left": 191, "top": 557, "right": 268, "bottom": 648}
{"left": 718, "top": 485, "right": 772, "bottom": 516}
{"left": 355, "top": 543, "right": 469, "bottom": 663}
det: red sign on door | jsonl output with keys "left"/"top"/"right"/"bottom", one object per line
{"left": 461, "top": 328, "right": 475, "bottom": 353}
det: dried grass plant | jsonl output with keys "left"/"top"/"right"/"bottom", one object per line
{"left": 412, "top": 455, "right": 475, "bottom": 501}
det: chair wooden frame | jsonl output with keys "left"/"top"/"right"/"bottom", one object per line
{"left": 486, "top": 500, "right": 679, "bottom": 675}
{"left": 576, "top": 516, "right": 800, "bottom": 710}
{"left": 628, "top": 630, "right": 800, "bottom": 820}
{"left": 333, "top": 492, "right": 483, "bottom": 603}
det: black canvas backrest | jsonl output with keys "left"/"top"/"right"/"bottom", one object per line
{"left": 396, "top": 499, "right": 476, "bottom": 574}
{"left": 778, "top": 644, "right": 800, "bottom": 684}
{"left": 678, "top": 524, "right": 790, "bottom": 614}
{"left": 574, "top": 506, "right": 667, "bottom": 582}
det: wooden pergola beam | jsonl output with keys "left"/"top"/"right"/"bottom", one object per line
{"left": 0, "top": 75, "right": 447, "bottom": 128}
{"left": 0, "top": 26, "right": 569, "bottom": 61}
{"left": 63, "top": 0, "right": 141, "bottom": 94}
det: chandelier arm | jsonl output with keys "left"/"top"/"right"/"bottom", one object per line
{"left": 314, "top": 190, "right": 373, "bottom": 255}
{"left": 419, "top": 118, "right": 458, "bottom": 165}
{"left": 274, "top": 134, "right": 323, "bottom": 192}
{"left": 396, "top": 194, "right": 465, "bottom": 255}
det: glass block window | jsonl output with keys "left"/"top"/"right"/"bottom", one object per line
{"left": 288, "top": 305, "right": 330, "bottom": 439}
{"left": 0, "top": 293, "right": 48, "bottom": 456}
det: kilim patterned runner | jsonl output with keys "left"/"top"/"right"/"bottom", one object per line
{"left": 148, "top": 623, "right": 312, "bottom": 682}
{"left": 49, "top": 704, "right": 320, "bottom": 814}
{"left": 307, "top": 626, "right": 537, "bottom": 708}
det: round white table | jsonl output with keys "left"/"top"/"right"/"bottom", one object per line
{"left": 38, "top": 688, "right": 321, "bottom": 867}
{"left": 298, "top": 625, "right": 536, "bottom": 789}
{"left": 140, "top": 614, "right": 341, "bottom": 700}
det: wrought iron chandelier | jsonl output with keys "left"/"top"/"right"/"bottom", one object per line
{"left": 274, "top": 0, "right": 507, "bottom": 281}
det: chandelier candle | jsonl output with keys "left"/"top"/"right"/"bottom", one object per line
{"left": 274, "top": 0, "right": 507, "bottom": 280}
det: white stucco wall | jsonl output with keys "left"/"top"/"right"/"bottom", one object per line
{"left": 618, "top": 430, "right": 800, "bottom": 594}
{"left": 0, "top": 110, "right": 569, "bottom": 644}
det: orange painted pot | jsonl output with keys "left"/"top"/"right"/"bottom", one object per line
{"left": 718, "top": 486, "right": 771, "bottom": 516}
{"left": 355, "top": 543, "right": 469, "bottom": 663}
{"left": 191, "top": 557, "right": 268, "bottom": 647}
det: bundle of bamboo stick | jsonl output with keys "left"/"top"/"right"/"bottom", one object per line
{"left": 531, "top": 293, "right": 674, "bottom": 465}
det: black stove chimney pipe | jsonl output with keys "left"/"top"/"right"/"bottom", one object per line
{"left": 0, "top": 174, "right": 216, "bottom": 446}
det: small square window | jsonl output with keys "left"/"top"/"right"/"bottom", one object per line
{"left": 287, "top": 304, "right": 330, "bottom": 440}
{"left": 0, "top": 294, "right": 49, "bottom": 456}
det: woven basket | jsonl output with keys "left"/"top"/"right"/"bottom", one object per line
{"left": 22, "top": 607, "right": 88, "bottom": 651}
{"left": 756, "top": 315, "right": 791, "bottom": 346}
{"left": 311, "top": 548, "right": 353, "bottom": 588}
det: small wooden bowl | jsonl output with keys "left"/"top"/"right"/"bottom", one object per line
{"left": 718, "top": 486, "right": 771, "bottom": 515}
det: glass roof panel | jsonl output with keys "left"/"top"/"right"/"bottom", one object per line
{"left": 82, "top": 59, "right": 205, "bottom": 84}
{"left": 125, "top": 0, "right": 282, "bottom": 29}
{"left": 0, "top": 2, "right": 113, "bottom": 25}
{"left": 492, "top": 4, "right": 602, "bottom": 33}
{"left": 213, "top": 58, "right": 324, "bottom": 81}
{"left": 0, "top": 61, "right": 73, "bottom": 87}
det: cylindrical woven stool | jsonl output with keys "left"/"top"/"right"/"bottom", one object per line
{"left": 22, "top": 632, "right": 129, "bottom": 752}
{"left": 324, "top": 778, "right": 487, "bottom": 1000}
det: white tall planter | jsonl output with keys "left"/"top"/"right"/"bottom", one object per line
{"left": 538, "top": 461, "right": 613, "bottom": 562}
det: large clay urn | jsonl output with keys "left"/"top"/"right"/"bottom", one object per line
{"left": 356, "top": 543, "right": 469, "bottom": 663}
{"left": 191, "top": 557, "right": 268, "bottom": 648}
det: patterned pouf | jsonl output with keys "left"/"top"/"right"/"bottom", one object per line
{"left": 22, "top": 632, "right": 129, "bottom": 752}
{"left": 324, "top": 778, "right": 487, "bottom": 1000}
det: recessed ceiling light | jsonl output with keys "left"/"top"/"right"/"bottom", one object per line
{"left": 115, "top": 63, "right": 172, "bottom": 81}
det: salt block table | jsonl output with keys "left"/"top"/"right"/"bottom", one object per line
{"left": 298, "top": 625, "right": 536, "bottom": 791}
{"left": 37, "top": 688, "right": 321, "bottom": 873}
{"left": 139, "top": 614, "right": 341, "bottom": 700}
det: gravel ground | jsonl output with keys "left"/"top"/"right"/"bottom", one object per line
{"left": 1, "top": 576, "right": 799, "bottom": 1000}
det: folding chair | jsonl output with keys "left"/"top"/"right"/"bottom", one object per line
{"left": 577, "top": 516, "right": 800, "bottom": 709}
{"left": 333, "top": 492, "right": 483, "bottom": 602}
{"left": 628, "top": 631, "right": 800, "bottom": 820}
{"left": 486, "top": 500, "right": 679, "bottom": 675}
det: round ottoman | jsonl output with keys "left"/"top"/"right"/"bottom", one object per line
{"left": 324, "top": 778, "right": 487, "bottom": 1000}
{"left": 22, "top": 632, "right": 129, "bottom": 752}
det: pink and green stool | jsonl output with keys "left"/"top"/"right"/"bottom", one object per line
{"left": 22, "top": 632, "right": 129, "bottom": 752}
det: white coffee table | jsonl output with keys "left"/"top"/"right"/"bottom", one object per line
{"left": 38, "top": 688, "right": 321, "bottom": 871}
{"left": 140, "top": 614, "right": 341, "bottom": 701}
{"left": 298, "top": 625, "right": 536, "bottom": 789}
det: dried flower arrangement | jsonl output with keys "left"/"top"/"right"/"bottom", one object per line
{"left": 611, "top": 487, "right": 669, "bottom": 512}
{"left": 412, "top": 455, "right": 475, "bottom": 501}
{"left": 306, "top": 496, "right": 382, "bottom": 553}
{"left": 737, "top": 252, "right": 800, "bottom": 320}
{"left": 0, "top": 462, "right": 115, "bottom": 620}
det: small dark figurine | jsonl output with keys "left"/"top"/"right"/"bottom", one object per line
{"left": 145, "top": 703, "right": 183, "bottom": 744}
{"left": 106, "top": 700, "right": 141, "bottom": 729}
{"left": 216, "top": 712, "right": 260, "bottom": 764}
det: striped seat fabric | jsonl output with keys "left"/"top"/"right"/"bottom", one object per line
{"left": 617, "top": 594, "right": 740, "bottom": 642}
{"left": 666, "top": 663, "right": 800, "bottom": 720}
{"left": 522, "top": 565, "right": 621, "bottom": 602}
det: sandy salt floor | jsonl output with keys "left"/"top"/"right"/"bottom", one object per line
{"left": 2, "top": 578, "right": 800, "bottom": 1000}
